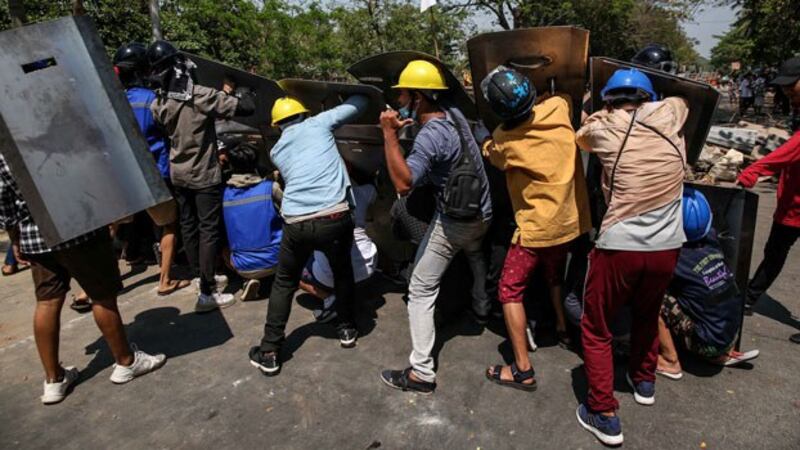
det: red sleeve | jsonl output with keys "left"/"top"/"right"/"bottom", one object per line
{"left": 738, "top": 131, "right": 800, "bottom": 187}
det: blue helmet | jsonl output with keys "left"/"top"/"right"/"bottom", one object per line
{"left": 683, "top": 187, "right": 713, "bottom": 242}
{"left": 601, "top": 68, "right": 657, "bottom": 102}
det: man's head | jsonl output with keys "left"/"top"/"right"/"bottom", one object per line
{"left": 113, "top": 42, "right": 148, "bottom": 88}
{"left": 271, "top": 97, "right": 309, "bottom": 130}
{"left": 631, "top": 44, "right": 677, "bottom": 74}
{"left": 146, "top": 40, "right": 181, "bottom": 88}
{"left": 772, "top": 57, "right": 800, "bottom": 108}
{"left": 601, "top": 68, "right": 657, "bottom": 109}
{"left": 226, "top": 141, "right": 260, "bottom": 175}
{"left": 391, "top": 60, "right": 449, "bottom": 121}
{"left": 480, "top": 65, "right": 536, "bottom": 125}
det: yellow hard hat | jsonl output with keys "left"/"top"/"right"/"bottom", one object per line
{"left": 392, "top": 60, "right": 449, "bottom": 90}
{"left": 271, "top": 97, "right": 310, "bottom": 126}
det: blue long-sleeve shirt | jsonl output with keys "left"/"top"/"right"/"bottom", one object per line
{"left": 270, "top": 95, "right": 368, "bottom": 217}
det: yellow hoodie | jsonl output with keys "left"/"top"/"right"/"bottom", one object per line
{"left": 483, "top": 94, "right": 592, "bottom": 248}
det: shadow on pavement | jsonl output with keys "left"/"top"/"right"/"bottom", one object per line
{"left": 753, "top": 294, "right": 800, "bottom": 331}
{"left": 79, "top": 306, "right": 233, "bottom": 385}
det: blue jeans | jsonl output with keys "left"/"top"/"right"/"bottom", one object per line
{"left": 5, "top": 246, "right": 15, "bottom": 266}
{"left": 407, "top": 214, "right": 489, "bottom": 382}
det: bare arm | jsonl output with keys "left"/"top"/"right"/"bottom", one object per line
{"left": 380, "top": 110, "right": 414, "bottom": 195}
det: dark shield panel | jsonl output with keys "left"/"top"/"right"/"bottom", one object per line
{"left": 0, "top": 16, "right": 171, "bottom": 247}
{"left": 347, "top": 50, "right": 477, "bottom": 121}
{"left": 183, "top": 52, "right": 284, "bottom": 132}
{"left": 467, "top": 26, "right": 590, "bottom": 130}
{"left": 590, "top": 57, "right": 720, "bottom": 166}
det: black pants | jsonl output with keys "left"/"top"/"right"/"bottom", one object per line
{"left": 174, "top": 185, "right": 222, "bottom": 295}
{"left": 747, "top": 221, "right": 800, "bottom": 305}
{"left": 260, "top": 213, "right": 356, "bottom": 353}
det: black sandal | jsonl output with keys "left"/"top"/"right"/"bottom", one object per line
{"left": 486, "top": 362, "right": 537, "bottom": 392}
{"left": 69, "top": 295, "right": 92, "bottom": 313}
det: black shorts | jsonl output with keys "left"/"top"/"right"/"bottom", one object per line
{"left": 26, "top": 230, "right": 122, "bottom": 301}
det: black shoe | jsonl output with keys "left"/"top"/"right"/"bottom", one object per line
{"left": 790, "top": 333, "right": 800, "bottom": 344}
{"left": 380, "top": 368, "right": 436, "bottom": 395}
{"left": 338, "top": 328, "right": 358, "bottom": 348}
{"left": 249, "top": 346, "right": 280, "bottom": 376}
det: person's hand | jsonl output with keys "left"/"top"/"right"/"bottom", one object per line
{"left": 218, "top": 152, "right": 229, "bottom": 166}
{"left": 222, "top": 80, "right": 236, "bottom": 95}
{"left": 380, "top": 109, "right": 412, "bottom": 132}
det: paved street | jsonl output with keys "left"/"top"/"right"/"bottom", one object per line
{"left": 0, "top": 181, "right": 798, "bottom": 450}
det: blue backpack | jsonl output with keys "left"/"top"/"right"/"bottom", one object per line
{"left": 223, "top": 180, "right": 283, "bottom": 272}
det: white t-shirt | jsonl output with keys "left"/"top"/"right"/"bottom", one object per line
{"left": 310, "top": 184, "right": 378, "bottom": 287}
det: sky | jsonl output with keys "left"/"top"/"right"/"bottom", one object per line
{"left": 683, "top": 4, "right": 739, "bottom": 59}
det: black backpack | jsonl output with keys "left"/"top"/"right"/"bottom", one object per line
{"left": 442, "top": 119, "right": 483, "bottom": 220}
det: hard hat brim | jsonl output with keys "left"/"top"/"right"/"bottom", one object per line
{"left": 391, "top": 83, "right": 449, "bottom": 90}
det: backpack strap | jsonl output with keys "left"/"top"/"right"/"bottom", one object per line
{"left": 608, "top": 108, "right": 637, "bottom": 203}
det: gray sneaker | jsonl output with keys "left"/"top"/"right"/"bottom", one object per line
{"left": 109, "top": 345, "right": 166, "bottom": 384}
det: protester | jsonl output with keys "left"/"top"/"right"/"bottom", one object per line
{"left": 753, "top": 72, "right": 766, "bottom": 116}
{"left": 477, "top": 67, "right": 591, "bottom": 391}
{"left": 657, "top": 188, "right": 759, "bottom": 380}
{"left": 221, "top": 141, "right": 283, "bottom": 301}
{"left": 631, "top": 43, "right": 678, "bottom": 74}
{"left": 113, "top": 42, "right": 190, "bottom": 297}
{"left": 249, "top": 94, "right": 368, "bottom": 376}
{"left": 737, "top": 56, "right": 800, "bottom": 344}
{"left": 574, "top": 68, "right": 688, "bottom": 445}
{"left": 0, "top": 154, "right": 165, "bottom": 405}
{"left": 300, "top": 167, "right": 378, "bottom": 322}
{"left": 739, "top": 73, "right": 754, "bottom": 115}
{"left": 378, "top": 60, "right": 492, "bottom": 395}
{"left": 148, "top": 40, "right": 255, "bottom": 312}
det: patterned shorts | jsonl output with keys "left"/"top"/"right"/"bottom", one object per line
{"left": 660, "top": 295, "right": 732, "bottom": 358}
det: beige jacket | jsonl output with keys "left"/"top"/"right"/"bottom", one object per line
{"left": 151, "top": 85, "right": 239, "bottom": 189}
{"left": 576, "top": 97, "right": 689, "bottom": 233}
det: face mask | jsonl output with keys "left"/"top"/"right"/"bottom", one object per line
{"left": 398, "top": 97, "right": 417, "bottom": 121}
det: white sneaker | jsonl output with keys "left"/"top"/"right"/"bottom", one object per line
{"left": 41, "top": 366, "right": 79, "bottom": 405}
{"left": 109, "top": 344, "right": 166, "bottom": 384}
{"left": 195, "top": 292, "right": 235, "bottom": 312}
{"left": 241, "top": 279, "right": 261, "bottom": 301}
{"left": 191, "top": 275, "right": 229, "bottom": 294}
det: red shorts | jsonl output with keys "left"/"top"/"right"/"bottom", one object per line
{"left": 498, "top": 242, "right": 570, "bottom": 304}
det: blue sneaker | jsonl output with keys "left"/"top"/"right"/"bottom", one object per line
{"left": 576, "top": 404, "right": 623, "bottom": 446}
{"left": 626, "top": 372, "right": 655, "bottom": 405}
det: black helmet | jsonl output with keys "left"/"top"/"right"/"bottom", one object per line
{"left": 113, "top": 42, "right": 148, "bottom": 71}
{"left": 147, "top": 40, "right": 179, "bottom": 72}
{"left": 480, "top": 66, "right": 536, "bottom": 122}
{"left": 631, "top": 44, "right": 677, "bottom": 73}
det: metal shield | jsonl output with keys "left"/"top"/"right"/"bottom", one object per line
{"left": 346, "top": 50, "right": 477, "bottom": 121}
{"left": 184, "top": 52, "right": 284, "bottom": 132}
{"left": 467, "top": 27, "right": 590, "bottom": 130}
{"left": 0, "top": 16, "right": 171, "bottom": 247}
{"left": 590, "top": 57, "right": 721, "bottom": 165}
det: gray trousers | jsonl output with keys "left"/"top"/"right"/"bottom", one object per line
{"left": 408, "top": 214, "right": 489, "bottom": 382}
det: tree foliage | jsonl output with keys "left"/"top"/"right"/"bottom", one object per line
{"left": 710, "top": 0, "right": 800, "bottom": 70}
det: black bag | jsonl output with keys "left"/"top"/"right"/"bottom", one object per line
{"left": 406, "top": 118, "right": 483, "bottom": 223}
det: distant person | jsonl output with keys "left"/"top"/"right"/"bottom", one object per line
{"left": 478, "top": 66, "right": 592, "bottom": 392}
{"left": 739, "top": 73, "right": 754, "bottom": 115}
{"left": 657, "top": 188, "right": 759, "bottom": 380}
{"left": 753, "top": 73, "right": 766, "bottom": 116}
{"left": 113, "top": 42, "right": 189, "bottom": 297}
{"left": 2, "top": 245, "right": 26, "bottom": 276}
{"left": 148, "top": 40, "right": 255, "bottom": 312}
{"left": 249, "top": 94, "right": 368, "bottom": 376}
{"left": 222, "top": 141, "right": 283, "bottom": 301}
{"left": 737, "top": 56, "right": 800, "bottom": 344}
{"left": 574, "top": 69, "right": 688, "bottom": 446}
{"left": 0, "top": 154, "right": 165, "bottom": 405}
{"left": 300, "top": 167, "right": 378, "bottom": 322}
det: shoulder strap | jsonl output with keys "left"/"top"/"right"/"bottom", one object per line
{"left": 448, "top": 116, "right": 475, "bottom": 170}
{"left": 608, "top": 108, "right": 637, "bottom": 201}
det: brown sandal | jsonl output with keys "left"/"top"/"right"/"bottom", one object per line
{"left": 157, "top": 279, "right": 191, "bottom": 296}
